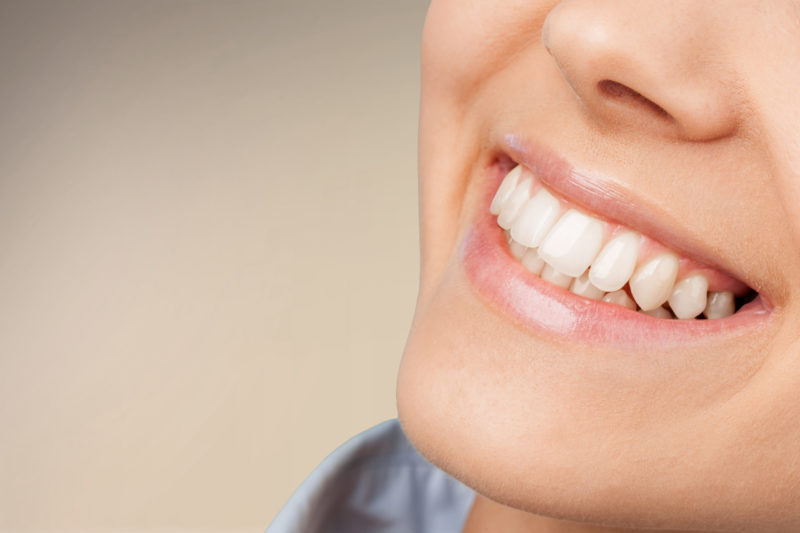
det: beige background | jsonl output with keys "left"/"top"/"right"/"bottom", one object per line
{"left": 0, "top": 1, "right": 427, "bottom": 530}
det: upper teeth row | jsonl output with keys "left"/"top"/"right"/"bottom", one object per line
{"left": 490, "top": 165, "right": 735, "bottom": 319}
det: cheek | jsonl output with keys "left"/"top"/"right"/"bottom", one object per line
{"left": 418, "top": 1, "right": 557, "bottom": 294}
{"left": 421, "top": 1, "right": 554, "bottom": 99}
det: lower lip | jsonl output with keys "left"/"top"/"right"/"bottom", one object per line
{"left": 461, "top": 164, "right": 772, "bottom": 350}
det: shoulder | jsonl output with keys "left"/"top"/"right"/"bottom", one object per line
{"left": 267, "top": 419, "right": 475, "bottom": 533}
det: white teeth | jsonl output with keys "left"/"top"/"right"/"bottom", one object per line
{"left": 602, "top": 290, "right": 637, "bottom": 310}
{"left": 521, "top": 248, "right": 546, "bottom": 275}
{"left": 704, "top": 291, "right": 735, "bottom": 319}
{"left": 510, "top": 189, "right": 562, "bottom": 248}
{"left": 589, "top": 231, "right": 640, "bottom": 292}
{"left": 490, "top": 165, "right": 523, "bottom": 215}
{"left": 492, "top": 173, "right": 747, "bottom": 319}
{"left": 570, "top": 272, "right": 605, "bottom": 300}
{"left": 667, "top": 274, "right": 709, "bottom": 319}
{"left": 629, "top": 253, "right": 680, "bottom": 311}
{"left": 497, "top": 178, "right": 533, "bottom": 229}
{"left": 538, "top": 209, "right": 605, "bottom": 278}
{"left": 509, "top": 240, "right": 528, "bottom": 260}
{"left": 641, "top": 306, "right": 674, "bottom": 319}
{"left": 541, "top": 264, "right": 574, "bottom": 289}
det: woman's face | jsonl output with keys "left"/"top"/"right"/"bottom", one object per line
{"left": 397, "top": 1, "right": 800, "bottom": 531}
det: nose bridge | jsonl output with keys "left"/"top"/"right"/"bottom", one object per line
{"left": 542, "top": 0, "right": 740, "bottom": 142}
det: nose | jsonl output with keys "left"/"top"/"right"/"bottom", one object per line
{"left": 542, "top": 0, "right": 740, "bottom": 142}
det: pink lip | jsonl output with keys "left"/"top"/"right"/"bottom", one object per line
{"left": 461, "top": 139, "right": 772, "bottom": 350}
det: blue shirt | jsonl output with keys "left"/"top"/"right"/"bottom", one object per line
{"left": 267, "top": 419, "right": 476, "bottom": 532}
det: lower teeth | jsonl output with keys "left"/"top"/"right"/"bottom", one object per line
{"left": 504, "top": 231, "right": 744, "bottom": 320}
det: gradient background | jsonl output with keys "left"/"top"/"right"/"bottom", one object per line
{"left": 0, "top": 1, "right": 427, "bottom": 530}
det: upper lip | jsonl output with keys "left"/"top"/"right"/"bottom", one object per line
{"left": 501, "top": 133, "right": 767, "bottom": 305}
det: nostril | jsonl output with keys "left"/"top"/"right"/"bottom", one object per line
{"left": 597, "top": 80, "right": 672, "bottom": 121}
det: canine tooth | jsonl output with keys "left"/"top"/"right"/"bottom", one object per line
{"left": 497, "top": 178, "right": 532, "bottom": 229}
{"left": 667, "top": 274, "right": 708, "bottom": 318}
{"left": 589, "top": 231, "right": 640, "bottom": 292}
{"left": 641, "top": 306, "right": 673, "bottom": 319}
{"left": 509, "top": 189, "right": 561, "bottom": 248}
{"left": 667, "top": 274, "right": 709, "bottom": 319}
{"left": 602, "top": 290, "right": 637, "bottom": 310}
{"left": 538, "top": 209, "right": 605, "bottom": 277}
{"left": 704, "top": 291, "right": 735, "bottom": 319}
{"left": 521, "top": 248, "right": 546, "bottom": 275}
{"left": 509, "top": 240, "right": 528, "bottom": 260}
{"left": 541, "top": 264, "right": 573, "bottom": 289}
{"left": 570, "top": 272, "right": 605, "bottom": 300}
{"left": 490, "top": 165, "right": 523, "bottom": 215}
{"left": 629, "top": 253, "right": 679, "bottom": 311}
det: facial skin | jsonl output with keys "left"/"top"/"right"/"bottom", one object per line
{"left": 397, "top": 1, "right": 800, "bottom": 532}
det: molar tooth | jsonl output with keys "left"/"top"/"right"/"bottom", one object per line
{"left": 497, "top": 177, "right": 533, "bottom": 229}
{"left": 541, "top": 264, "right": 573, "bottom": 289}
{"left": 509, "top": 189, "right": 561, "bottom": 248}
{"left": 538, "top": 209, "right": 605, "bottom": 277}
{"left": 570, "top": 272, "right": 605, "bottom": 300}
{"left": 521, "top": 248, "right": 546, "bottom": 275}
{"left": 490, "top": 165, "right": 523, "bottom": 215}
{"left": 704, "top": 291, "right": 735, "bottom": 319}
{"left": 509, "top": 240, "right": 528, "bottom": 260}
{"left": 602, "top": 290, "right": 637, "bottom": 310}
{"left": 667, "top": 274, "right": 709, "bottom": 319}
{"left": 589, "top": 231, "right": 641, "bottom": 292}
{"left": 629, "top": 253, "right": 679, "bottom": 311}
{"left": 641, "top": 306, "right": 673, "bottom": 319}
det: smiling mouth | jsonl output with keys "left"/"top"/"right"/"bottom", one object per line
{"left": 460, "top": 139, "right": 770, "bottom": 348}
{"left": 491, "top": 162, "right": 758, "bottom": 320}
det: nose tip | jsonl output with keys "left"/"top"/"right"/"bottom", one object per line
{"left": 542, "top": 1, "right": 740, "bottom": 142}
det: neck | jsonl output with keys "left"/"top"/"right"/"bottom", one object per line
{"left": 462, "top": 495, "right": 695, "bottom": 533}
